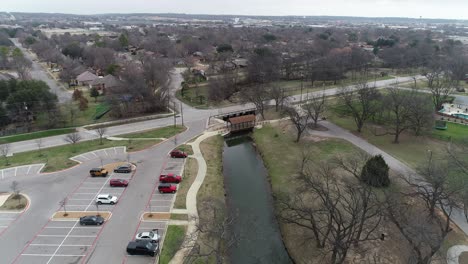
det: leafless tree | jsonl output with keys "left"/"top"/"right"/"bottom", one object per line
{"left": 285, "top": 106, "right": 309, "bottom": 143}
{"left": 95, "top": 127, "right": 107, "bottom": 145}
{"left": 304, "top": 93, "right": 326, "bottom": 128}
{"left": 277, "top": 161, "right": 382, "bottom": 264}
{"left": 239, "top": 83, "right": 269, "bottom": 120}
{"left": 407, "top": 93, "right": 434, "bottom": 136}
{"left": 11, "top": 53, "right": 32, "bottom": 80}
{"left": 184, "top": 199, "right": 241, "bottom": 264}
{"left": 380, "top": 87, "right": 414, "bottom": 143}
{"left": 424, "top": 70, "right": 454, "bottom": 110}
{"left": 64, "top": 132, "right": 82, "bottom": 151}
{"left": 269, "top": 84, "right": 289, "bottom": 112}
{"left": 10, "top": 180, "right": 20, "bottom": 199}
{"left": 339, "top": 81, "right": 380, "bottom": 133}
{"left": 60, "top": 197, "right": 68, "bottom": 216}
{"left": 0, "top": 144, "right": 10, "bottom": 165}
{"left": 35, "top": 139, "right": 43, "bottom": 156}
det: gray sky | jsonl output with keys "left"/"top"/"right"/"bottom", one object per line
{"left": 3, "top": 0, "right": 468, "bottom": 20}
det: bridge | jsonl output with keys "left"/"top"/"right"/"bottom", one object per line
{"left": 210, "top": 108, "right": 257, "bottom": 134}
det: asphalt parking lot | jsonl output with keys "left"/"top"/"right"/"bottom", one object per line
{"left": 125, "top": 221, "right": 168, "bottom": 264}
{"left": 15, "top": 219, "right": 102, "bottom": 263}
{"left": 0, "top": 211, "right": 22, "bottom": 235}
{"left": 15, "top": 166, "right": 135, "bottom": 263}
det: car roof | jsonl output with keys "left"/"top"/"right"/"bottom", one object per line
{"left": 97, "top": 194, "right": 111, "bottom": 198}
{"left": 110, "top": 179, "right": 125, "bottom": 181}
{"left": 159, "top": 183, "right": 172, "bottom": 187}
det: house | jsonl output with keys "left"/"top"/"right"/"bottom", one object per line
{"left": 91, "top": 75, "right": 122, "bottom": 93}
{"left": 232, "top": 58, "right": 248, "bottom": 68}
{"left": 76, "top": 71, "right": 98, "bottom": 86}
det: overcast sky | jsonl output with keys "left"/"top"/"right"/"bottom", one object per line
{"left": 3, "top": 0, "right": 468, "bottom": 20}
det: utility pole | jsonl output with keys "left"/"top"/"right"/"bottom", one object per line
{"left": 173, "top": 101, "right": 177, "bottom": 128}
{"left": 180, "top": 103, "right": 184, "bottom": 126}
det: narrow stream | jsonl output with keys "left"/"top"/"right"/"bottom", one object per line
{"left": 223, "top": 136, "right": 292, "bottom": 264}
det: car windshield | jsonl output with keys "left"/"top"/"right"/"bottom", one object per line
{"left": 107, "top": 195, "right": 112, "bottom": 199}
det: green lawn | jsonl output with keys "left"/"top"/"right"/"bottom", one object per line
{"left": 253, "top": 124, "right": 358, "bottom": 191}
{"left": 0, "top": 125, "right": 188, "bottom": 172}
{"left": 159, "top": 225, "right": 186, "bottom": 264}
{"left": 0, "top": 128, "right": 76, "bottom": 144}
{"left": 432, "top": 122, "right": 468, "bottom": 142}
{"left": 174, "top": 157, "right": 197, "bottom": 209}
{"left": 120, "top": 126, "right": 186, "bottom": 139}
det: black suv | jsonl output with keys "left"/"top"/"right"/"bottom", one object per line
{"left": 126, "top": 240, "right": 159, "bottom": 257}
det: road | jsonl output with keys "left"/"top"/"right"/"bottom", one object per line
{"left": 10, "top": 38, "right": 71, "bottom": 103}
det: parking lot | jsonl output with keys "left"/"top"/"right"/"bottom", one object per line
{"left": 0, "top": 211, "right": 22, "bottom": 235}
{"left": 15, "top": 165, "right": 135, "bottom": 263}
{"left": 124, "top": 157, "right": 185, "bottom": 263}
{"left": 16, "top": 219, "right": 102, "bottom": 263}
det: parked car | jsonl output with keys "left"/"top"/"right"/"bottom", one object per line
{"left": 170, "top": 149, "right": 187, "bottom": 158}
{"left": 135, "top": 229, "right": 160, "bottom": 243}
{"left": 79, "top": 215, "right": 105, "bottom": 226}
{"left": 158, "top": 183, "right": 177, "bottom": 194}
{"left": 109, "top": 179, "right": 129, "bottom": 187}
{"left": 114, "top": 164, "right": 132, "bottom": 173}
{"left": 96, "top": 194, "right": 118, "bottom": 205}
{"left": 90, "top": 168, "right": 108, "bottom": 177}
{"left": 126, "top": 240, "right": 159, "bottom": 257}
{"left": 159, "top": 173, "right": 182, "bottom": 184}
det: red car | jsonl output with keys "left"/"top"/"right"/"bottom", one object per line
{"left": 109, "top": 179, "right": 129, "bottom": 187}
{"left": 158, "top": 183, "right": 177, "bottom": 193}
{"left": 159, "top": 173, "right": 182, "bottom": 183}
{"left": 170, "top": 150, "right": 187, "bottom": 158}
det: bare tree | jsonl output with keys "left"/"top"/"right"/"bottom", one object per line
{"left": 35, "top": 139, "right": 43, "bottom": 157}
{"left": 239, "top": 83, "right": 269, "bottom": 120}
{"left": 60, "top": 197, "right": 68, "bottom": 216}
{"left": 64, "top": 132, "right": 82, "bottom": 152}
{"left": 304, "top": 93, "right": 326, "bottom": 128}
{"left": 95, "top": 127, "right": 107, "bottom": 145}
{"left": 277, "top": 161, "right": 382, "bottom": 264}
{"left": 285, "top": 106, "right": 309, "bottom": 143}
{"left": 380, "top": 87, "right": 414, "bottom": 143}
{"left": 10, "top": 180, "right": 20, "bottom": 199}
{"left": 0, "top": 144, "right": 10, "bottom": 165}
{"left": 407, "top": 94, "right": 434, "bottom": 136}
{"left": 184, "top": 199, "right": 240, "bottom": 264}
{"left": 269, "top": 84, "right": 288, "bottom": 112}
{"left": 424, "top": 70, "right": 454, "bottom": 110}
{"left": 339, "top": 82, "right": 380, "bottom": 133}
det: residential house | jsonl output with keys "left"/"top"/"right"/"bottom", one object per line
{"left": 76, "top": 71, "right": 98, "bottom": 87}
{"left": 91, "top": 75, "right": 122, "bottom": 93}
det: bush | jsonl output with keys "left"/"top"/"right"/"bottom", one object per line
{"left": 72, "top": 89, "right": 83, "bottom": 101}
{"left": 360, "top": 155, "right": 390, "bottom": 187}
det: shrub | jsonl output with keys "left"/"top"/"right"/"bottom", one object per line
{"left": 360, "top": 155, "right": 390, "bottom": 187}
{"left": 72, "top": 89, "right": 83, "bottom": 101}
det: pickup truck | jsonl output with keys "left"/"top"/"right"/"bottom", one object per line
{"left": 126, "top": 240, "right": 159, "bottom": 257}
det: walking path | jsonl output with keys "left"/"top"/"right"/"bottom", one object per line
{"left": 447, "top": 245, "right": 468, "bottom": 264}
{"left": 169, "top": 131, "right": 218, "bottom": 264}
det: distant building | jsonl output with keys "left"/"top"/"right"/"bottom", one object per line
{"left": 76, "top": 71, "right": 98, "bottom": 86}
{"left": 91, "top": 75, "right": 122, "bottom": 93}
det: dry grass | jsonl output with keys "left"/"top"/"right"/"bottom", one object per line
{"left": 0, "top": 194, "right": 27, "bottom": 211}
{"left": 52, "top": 211, "right": 111, "bottom": 220}
{"left": 174, "top": 157, "right": 198, "bottom": 209}
{"left": 142, "top": 212, "right": 170, "bottom": 220}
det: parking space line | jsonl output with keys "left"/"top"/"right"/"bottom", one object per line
{"left": 84, "top": 175, "right": 114, "bottom": 211}
{"left": 91, "top": 152, "right": 98, "bottom": 158}
{"left": 0, "top": 217, "right": 16, "bottom": 220}
{"left": 26, "top": 165, "right": 32, "bottom": 174}
{"left": 45, "top": 221, "right": 79, "bottom": 264}
{"left": 68, "top": 199, "right": 93, "bottom": 201}
{"left": 38, "top": 235, "right": 96, "bottom": 237}
{"left": 22, "top": 254, "right": 85, "bottom": 257}
{"left": 30, "top": 244, "right": 92, "bottom": 247}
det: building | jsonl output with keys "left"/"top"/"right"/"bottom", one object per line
{"left": 91, "top": 75, "right": 122, "bottom": 93}
{"left": 76, "top": 71, "right": 98, "bottom": 87}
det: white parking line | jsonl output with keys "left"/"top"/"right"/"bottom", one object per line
{"left": 68, "top": 199, "right": 93, "bottom": 201}
{"left": 78, "top": 187, "right": 102, "bottom": 190}
{"left": 0, "top": 217, "right": 16, "bottom": 220}
{"left": 22, "top": 254, "right": 85, "bottom": 257}
{"left": 30, "top": 244, "right": 92, "bottom": 247}
{"left": 84, "top": 175, "right": 114, "bottom": 211}
{"left": 0, "top": 225, "right": 8, "bottom": 228}
{"left": 91, "top": 152, "right": 98, "bottom": 158}
{"left": 26, "top": 166, "right": 32, "bottom": 174}
{"left": 14, "top": 167, "right": 17, "bottom": 177}
{"left": 46, "top": 221, "right": 79, "bottom": 264}
{"left": 38, "top": 235, "right": 96, "bottom": 237}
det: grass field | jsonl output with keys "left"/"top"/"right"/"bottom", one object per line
{"left": 174, "top": 157, "right": 198, "bottom": 209}
{"left": 0, "top": 125, "right": 187, "bottom": 172}
{"left": 0, "top": 128, "right": 76, "bottom": 144}
{"left": 120, "top": 126, "right": 186, "bottom": 139}
{"left": 159, "top": 225, "right": 186, "bottom": 264}
{"left": 432, "top": 122, "right": 468, "bottom": 142}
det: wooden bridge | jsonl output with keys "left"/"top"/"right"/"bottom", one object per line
{"left": 210, "top": 108, "right": 257, "bottom": 135}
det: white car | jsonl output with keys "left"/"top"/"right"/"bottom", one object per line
{"left": 95, "top": 194, "right": 118, "bottom": 205}
{"left": 135, "top": 229, "right": 160, "bottom": 243}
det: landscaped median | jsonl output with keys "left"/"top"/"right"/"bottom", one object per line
{"left": 52, "top": 211, "right": 112, "bottom": 220}
{"left": 0, "top": 193, "right": 29, "bottom": 211}
{"left": 0, "top": 125, "right": 186, "bottom": 172}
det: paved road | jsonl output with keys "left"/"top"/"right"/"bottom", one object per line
{"left": 10, "top": 38, "right": 71, "bottom": 103}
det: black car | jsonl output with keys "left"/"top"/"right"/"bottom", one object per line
{"left": 126, "top": 240, "right": 159, "bottom": 257}
{"left": 79, "top": 215, "right": 105, "bottom": 226}
{"left": 114, "top": 164, "right": 132, "bottom": 173}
